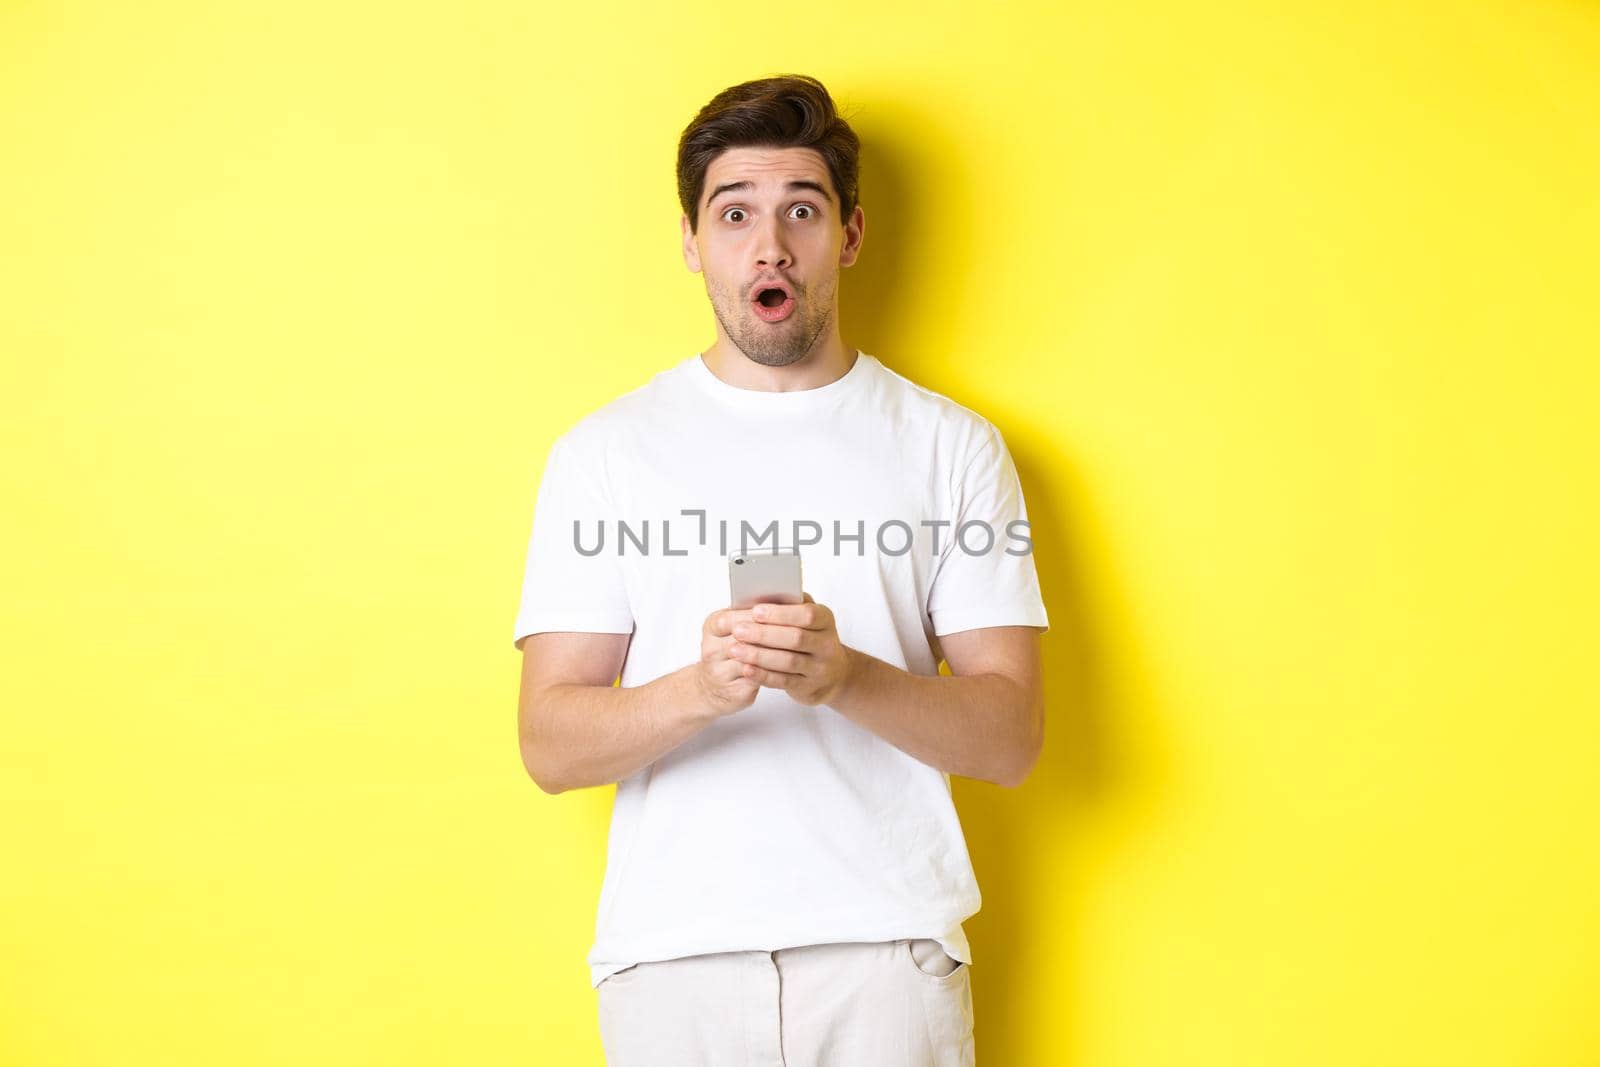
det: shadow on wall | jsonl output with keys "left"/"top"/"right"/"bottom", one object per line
{"left": 953, "top": 438, "right": 1114, "bottom": 1067}
{"left": 843, "top": 113, "right": 1171, "bottom": 1066}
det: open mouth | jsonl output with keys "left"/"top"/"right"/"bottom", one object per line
{"left": 751, "top": 286, "right": 796, "bottom": 322}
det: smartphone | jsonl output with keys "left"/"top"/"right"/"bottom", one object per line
{"left": 728, "top": 549, "right": 804, "bottom": 609}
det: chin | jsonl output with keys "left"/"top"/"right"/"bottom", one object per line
{"left": 739, "top": 348, "right": 798, "bottom": 368}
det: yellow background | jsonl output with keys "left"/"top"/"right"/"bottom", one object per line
{"left": 3, "top": 1, "right": 1597, "bottom": 1063}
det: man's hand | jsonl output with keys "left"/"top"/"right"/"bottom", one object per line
{"left": 696, "top": 605, "right": 762, "bottom": 717}
{"left": 725, "top": 593, "right": 859, "bottom": 707}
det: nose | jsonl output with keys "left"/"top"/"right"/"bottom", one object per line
{"left": 753, "top": 214, "right": 792, "bottom": 273}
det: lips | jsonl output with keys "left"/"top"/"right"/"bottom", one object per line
{"left": 750, "top": 280, "right": 797, "bottom": 323}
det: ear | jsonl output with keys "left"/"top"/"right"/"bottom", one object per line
{"left": 681, "top": 214, "right": 702, "bottom": 273}
{"left": 838, "top": 203, "right": 865, "bottom": 268}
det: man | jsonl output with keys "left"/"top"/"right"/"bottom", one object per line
{"left": 513, "top": 73, "right": 1048, "bottom": 1066}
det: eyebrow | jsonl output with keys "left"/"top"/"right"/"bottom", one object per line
{"left": 705, "top": 179, "right": 834, "bottom": 210}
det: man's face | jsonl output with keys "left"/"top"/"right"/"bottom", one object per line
{"left": 682, "top": 146, "right": 864, "bottom": 367}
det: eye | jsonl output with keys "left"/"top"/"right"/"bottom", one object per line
{"left": 790, "top": 204, "right": 817, "bottom": 220}
{"left": 722, "top": 208, "right": 747, "bottom": 223}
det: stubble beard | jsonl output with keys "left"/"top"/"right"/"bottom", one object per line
{"left": 709, "top": 274, "right": 835, "bottom": 368}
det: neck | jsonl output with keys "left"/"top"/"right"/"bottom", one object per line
{"left": 701, "top": 330, "right": 858, "bottom": 392}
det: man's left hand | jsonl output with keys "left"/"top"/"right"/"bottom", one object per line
{"left": 726, "top": 593, "right": 858, "bottom": 707}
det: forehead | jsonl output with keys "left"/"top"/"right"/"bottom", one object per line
{"left": 701, "top": 146, "right": 832, "bottom": 203}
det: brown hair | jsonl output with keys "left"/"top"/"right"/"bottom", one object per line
{"left": 677, "top": 74, "right": 860, "bottom": 234}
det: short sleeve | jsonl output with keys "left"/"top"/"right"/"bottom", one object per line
{"left": 926, "top": 423, "right": 1050, "bottom": 637}
{"left": 512, "top": 435, "right": 635, "bottom": 649}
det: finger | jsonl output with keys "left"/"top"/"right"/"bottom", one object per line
{"left": 708, "top": 606, "right": 758, "bottom": 636}
{"left": 741, "top": 663, "right": 800, "bottom": 689}
{"left": 711, "top": 657, "right": 750, "bottom": 683}
{"left": 730, "top": 643, "right": 809, "bottom": 674}
{"left": 730, "top": 621, "right": 811, "bottom": 651}
{"left": 752, "top": 601, "right": 828, "bottom": 630}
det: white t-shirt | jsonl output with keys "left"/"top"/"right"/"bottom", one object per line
{"left": 512, "top": 350, "right": 1049, "bottom": 988}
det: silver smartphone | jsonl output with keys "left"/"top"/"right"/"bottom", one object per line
{"left": 728, "top": 549, "right": 804, "bottom": 609}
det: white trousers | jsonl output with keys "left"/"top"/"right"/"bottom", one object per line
{"left": 596, "top": 938, "right": 976, "bottom": 1066}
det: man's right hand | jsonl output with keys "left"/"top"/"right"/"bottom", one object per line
{"left": 695, "top": 605, "right": 761, "bottom": 717}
